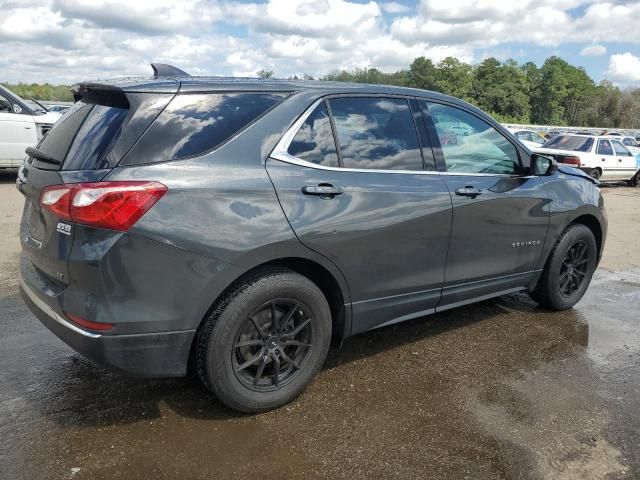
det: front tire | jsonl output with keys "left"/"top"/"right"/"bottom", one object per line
{"left": 628, "top": 172, "right": 640, "bottom": 187}
{"left": 196, "top": 268, "right": 332, "bottom": 412}
{"left": 530, "top": 224, "right": 597, "bottom": 310}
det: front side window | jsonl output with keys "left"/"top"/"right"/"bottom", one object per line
{"left": 611, "top": 140, "right": 632, "bottom": 156}
{"left": 622, "top": 138, "right": 636, "bottom": 147}
{"left": 425, "top": 102, "right": 519, "bottom": 174}
{"left": 287, "top": 102, "right": 338, "bottom": 167}
{"left": 328, "top": 97, "right": 423, "bottom": 170}
{"left": 596, "top": 140, "right": 613, "bottom": 155}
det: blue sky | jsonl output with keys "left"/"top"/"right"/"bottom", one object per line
{"left": 1, "top": 0, "right": 639, "bottom": 86}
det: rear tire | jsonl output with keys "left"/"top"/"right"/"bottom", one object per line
{"left": 196, "top": 268, "right": 332, "bottom": 412}
{"left": 589, "top": 169, "right": 601, "bottom": 181}
{"left": 628, "top": 172, "right": 640, "bottom": 187}
{"left": 530, "top": 224, "right": 597, "bottom": 310}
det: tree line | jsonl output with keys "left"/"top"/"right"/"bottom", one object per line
{"left": 1, "top": 83, "right": 74, "bottom": 102}
{"left": 315, "top": 56, "right": 640, "bottom": 129}
{"left": 4, "top": 55, "right": 640, "bottom": 128}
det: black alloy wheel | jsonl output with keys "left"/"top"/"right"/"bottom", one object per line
{"left": 529, "top": 224, "right": 597, "bottom": 310}
{"left": 558, "top": 240, "right": 591, "bottom": 297}
{"left": 233, "top": 299, "right": 313, "bottom": 391}
{"left": 196, "top": 268, "right": 332, "bottom": 412}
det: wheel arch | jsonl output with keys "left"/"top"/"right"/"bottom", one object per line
{"left": 570, "top": 214, "right": 603, "bottom": 260}
{"left": 194, "top": 256, "right": 351, "bottom": 347}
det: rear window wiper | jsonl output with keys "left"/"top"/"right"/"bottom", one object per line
{"left": 25, "top": 146, "right": 61, "bottom": 165}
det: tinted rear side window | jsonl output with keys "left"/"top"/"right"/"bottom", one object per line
{"left": 35, "top": 96, "right": 129, "bottom": 171}
{"left": 125, "top": 93, "right": 285, "bottom": 165}
{"left": 328, "top": 97, "right": 422, "bottom": 170}
{"left": 36, "top": 102, "right": 92, "bottom": 166}
{"left": 287, "top": 102, "right": 338, "bottom": 167}
{"left": 63, "top": 105, "right": 128, "bottom": 170}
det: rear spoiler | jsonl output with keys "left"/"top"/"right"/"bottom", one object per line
{"left": 71, "top": 64, "right": 187, "bottom": 101}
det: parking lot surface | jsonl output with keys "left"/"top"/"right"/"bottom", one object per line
{"left": 1, "top": 171, "right": 638, "bottom": 479}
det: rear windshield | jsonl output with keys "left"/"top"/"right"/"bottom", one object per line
{"left": 122, "top": 92, "right": 286, "bottom": 165}
{"left": 542, "top": 135, "right": 594, "bottom": 152}
{"left": 36, "top": 97, "right": 128, "bottom": 170}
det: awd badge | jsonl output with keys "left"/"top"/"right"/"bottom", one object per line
{"left": 56, "top": 222, "right": 72, "bottom": 236}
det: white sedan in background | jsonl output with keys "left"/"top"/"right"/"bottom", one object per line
{"left": 0, "top": 85, "right": 61, "bottom": 168}
{"left": 535, "top": 134, "right": 640, "bottom": 186}
{"left": 620, "top": 136, "right": 640, "bottom": 155}
{"left": 507, "top": 128, "right": 547, "bottom": 150}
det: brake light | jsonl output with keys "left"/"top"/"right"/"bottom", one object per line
{"left": 39, "top": 181, "right": 167, "bottom": 231}
{"left": 561, "top": 155, "right": 581, "bottom": 167}
{"left": 40, "top": 186, "right": 72, "bottom": 220}
{"left": 65, "top": 313, "right": 114, "bottom": 331}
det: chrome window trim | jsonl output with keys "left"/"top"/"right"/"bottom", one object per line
{"left": 270, "top": 97, "right": 515, "bottom": 178}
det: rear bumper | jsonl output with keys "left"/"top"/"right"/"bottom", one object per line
{"left": 20, "top": 278, "right": 195, "bottom": 377}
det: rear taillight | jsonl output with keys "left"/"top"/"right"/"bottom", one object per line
{"left": 561, "top": 155, "right": 581, "bottom": 167}
{"left": 40, "top": 181, "right": 167, "bottom": 231}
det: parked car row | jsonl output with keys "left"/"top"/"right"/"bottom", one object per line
{"left": 534, "top": 134, "right": 640, "bottom": 186}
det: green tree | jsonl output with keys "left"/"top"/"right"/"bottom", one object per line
{"left": 433, "top": 57, "right": 473, "bottom": 101}
{"left": 408, "top": 57, "right": 437, "bottom": 90}
{"left": 472, "top": 58, "right": 530, "bottom": 122}
{"left": 257, "top": 70, "right": 274, "bottom": 79}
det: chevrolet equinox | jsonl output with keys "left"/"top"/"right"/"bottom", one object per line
{"left": 18, "top": 64, "right": 607, "bottom": 412}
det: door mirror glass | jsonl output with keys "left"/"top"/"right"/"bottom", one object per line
{"left": 531, "top": 154, "right": 557, "bottom": 176}
{"left": 12, "top": 104, "right": 22, "bottom": 114}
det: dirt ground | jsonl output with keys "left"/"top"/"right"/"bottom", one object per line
{"left": 0, "top": 171, "right": 639, "bottom": 479}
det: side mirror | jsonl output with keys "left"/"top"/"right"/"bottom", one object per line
{"left": 531, "top": 154, "right": 558, "bottom": 176}
{"left": 12, "top": 104, "right": 22, "bottom": 114}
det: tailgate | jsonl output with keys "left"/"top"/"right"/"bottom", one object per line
{"left": 17, "top": 84, "right": 175, "bottom": 287}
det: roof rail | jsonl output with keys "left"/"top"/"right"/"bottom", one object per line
{"left": 151, "top": 63, "right": 190, "bottom": 78}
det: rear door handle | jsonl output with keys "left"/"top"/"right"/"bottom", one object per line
{"left": 455, "top": 186, "right": 483, "bottom": 198}
{"left": 302, "top": 185, "right": 344, "bottom": 197}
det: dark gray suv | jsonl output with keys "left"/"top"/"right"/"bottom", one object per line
{"left": 18, "top": 65, "right": 607, "bottom": 412}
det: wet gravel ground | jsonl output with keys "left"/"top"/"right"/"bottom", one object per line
{"left": 1, "top": 172, "right": 639, "bottom": 479}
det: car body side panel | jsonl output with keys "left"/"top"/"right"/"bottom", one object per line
{"left": 266, "top": 159, "right": 452, "bottom": 335}
{"left": 103, "top": 92, "right": 355, "bottom": 337}
{"left": 438, "top": 175, "right": 551, "bottom": 306}
{"left": 0, "top": 111, "right": 37, "bottom": 164}
{"left": 537, "top": 171, "right": 607, "bottom": 266}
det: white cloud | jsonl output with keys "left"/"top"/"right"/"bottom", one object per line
{"left": 606, "top": 52, "right": 640, "bottom": 85}
{"left": 380, "top": 2, "right": 411, "bottom": 14}
{"left": 580, "top": 44, "right": 606, "bottom": 57}
{"left": 0, "top": 0, "right": 638, "bottom": 85}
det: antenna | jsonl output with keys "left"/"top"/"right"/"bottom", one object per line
{"left": 151, "top": 63, "right": 190, "bottom": 78}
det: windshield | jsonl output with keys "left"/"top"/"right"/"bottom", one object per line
{"left": 542, "top": 135, "right": 594, "bottom": 152}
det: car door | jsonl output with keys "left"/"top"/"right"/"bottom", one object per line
{"left": 595, "top": 139, "right": 617, "bottom": 180}
{"left": 611, "top": 140, "right": 637, "bottom": 180}
{"left": 420, "top": 100, "right": 550, "bottom": 308}
{"left": 267, "top": 96, "right": 452, "bottom": 334}
{"left": 0, "top": 93, "right": 37, "bottom": 164}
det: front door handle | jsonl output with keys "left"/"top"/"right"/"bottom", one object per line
{"left": 455, "top": 186, "right": 483, "bottom": 198}
{"left": 302, "top": 185, "right": 344, "bottom": 197}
